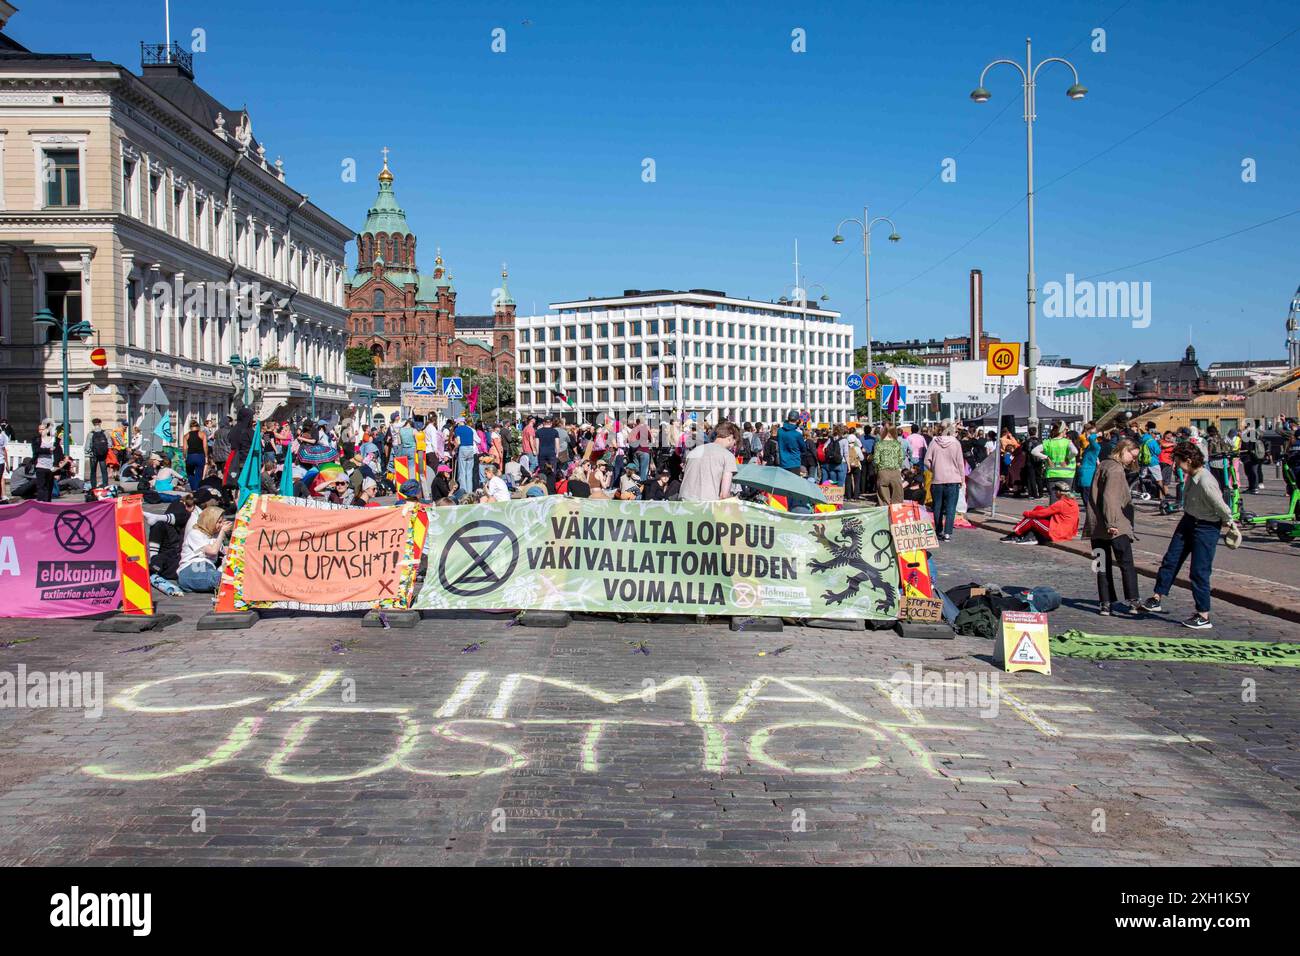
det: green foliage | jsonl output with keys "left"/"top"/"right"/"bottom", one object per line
{"left": 439, "top": 366, "right": 516, "bottom": 418}
{"left": 345, "top": 346, "right": 375, "bottom": 378}
{"left": 1092, "top": 385, "right": 1118, "bottom": 419}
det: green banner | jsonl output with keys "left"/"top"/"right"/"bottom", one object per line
{"left": 414, "top": 498, "right": 900, "bottom": 620}
{"left": 1052, "top": 630, "right": 1300, "bottom": 668}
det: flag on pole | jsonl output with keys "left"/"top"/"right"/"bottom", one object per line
{"left": 153, "top": 414, "right": 173, "bottom": 444}
{"left": 550, "top": 388, "right": 574, "bottom": 407}
{"left": 1054, "top": 367, "right": 1097, "bottom": 396}
{"left": 467, "top": 385, "right": 480, "bottom": 414}
{"left": 885, "top": 383, "right": 900, "bottom": 416}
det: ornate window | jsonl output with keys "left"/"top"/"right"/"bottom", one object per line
{"left": 374, "top": 290, "right": 384, "bottom": 309}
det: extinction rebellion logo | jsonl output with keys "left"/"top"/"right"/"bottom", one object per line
{"left": 438, "top": 521, "right": 519, "bottom": 597}
{"left": 54, "top": 511, "right": 96, "bottom": 554}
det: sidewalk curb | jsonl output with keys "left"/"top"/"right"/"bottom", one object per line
{"left": 965, "top": 514, "right": 1300, "bottom": 625}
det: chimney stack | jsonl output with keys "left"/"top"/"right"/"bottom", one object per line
{"left": 969, "top": 269, "right": 983, "bottom": 361}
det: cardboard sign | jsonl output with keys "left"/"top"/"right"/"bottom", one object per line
{"left": 995, "top": 610, "right": 1051, "bottom": 674}
{"left": 888, "top": 502, "right": 938, "bottom": 553}
{"left": 900, "top": 595, "right": 944, "bottom": 623}
{"left": 230, "top": 497, "right": 417, "bottom": 610}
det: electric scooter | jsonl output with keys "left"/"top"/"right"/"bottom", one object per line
{"left": 1242, "top": 453, "right": 1300, "bottom": 526}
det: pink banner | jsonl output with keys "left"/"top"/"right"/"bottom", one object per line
{"left": 0, "top": 500, "right": 122, "bottom": 617}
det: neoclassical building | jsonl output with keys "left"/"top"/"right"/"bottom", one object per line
{"left": 0, "top": 5, "right": 355, "bottom": 443}
{"left": 345, "top": 157, "right": 514, "bottom": 387}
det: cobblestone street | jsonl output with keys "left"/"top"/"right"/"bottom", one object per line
{"left": 1, "top": 527, "right": 1296, "bottom": 866}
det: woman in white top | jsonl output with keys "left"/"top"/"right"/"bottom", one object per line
{"left": 178, "top": 505, "right": 231, "bottom": 592}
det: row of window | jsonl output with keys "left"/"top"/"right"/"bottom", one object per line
{"left": 520, "top": 386, "right": 849, "bottom": 407}
{"left": 519, "top": 317, "right": 850, "bottom": 350}
{"left": 520, "top": 342, "right": 845, "bottom": 368}
{"left": 555, "top": 303, "right": 838, "bottom": 323}
{"left": 120, "top": 147, "right": 344, "bottom": 306}
{"left": 518, "top": 363, "right": 846, "bottom": 387}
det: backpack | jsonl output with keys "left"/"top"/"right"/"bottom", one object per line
{"left": 90, "top": 429, "right": 109, "bottom": 458}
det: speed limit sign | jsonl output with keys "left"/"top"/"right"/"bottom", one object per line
{"left": 986, "top": 343, "right": 1021, "bottom": 377}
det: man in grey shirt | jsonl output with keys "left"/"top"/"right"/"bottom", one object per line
{"left": 679, "top": 422, "right": 740, "bottom": 502}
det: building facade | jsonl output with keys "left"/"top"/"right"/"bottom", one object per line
{"left": 515, "top": 289, "right": 854, "bottom": 426}
{"left": 883, "top": 359, "right": 1094, "bottom": 425}
{"left": 0, "top": 17, "right": 354, "bottom": 443}
{"left": 344, "top": 157, "right": 514, "bottom": 388}
{"left": 870, "top": 334, "right": 1002, "bottom": 368}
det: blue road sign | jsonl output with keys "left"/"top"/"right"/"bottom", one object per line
{"left": 846, "top": 373, "right": 864, "bottom": 390}
{"left": 881, "top": 384, "right": 907, "bottom": 407}
{"left": 861, "top": 372, "right": 879, "bottom": 389}
{"left": 412, "top": 365, "right": 437, "bottom": 392}
{"left": 441, "top": 376, "right": 464, "bottom": 400}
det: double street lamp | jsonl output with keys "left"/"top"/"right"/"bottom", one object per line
{"left": 971, "top": 37, "right": 1086, "bottom": 430}
{"left": 229, "top": 353, "right": 261, "bottom": 406}
{"left": 299, "top": 373, "right": 323, "bottom": 420}
{"left": 34, "top": 307, "right": 94, "bottom": 457}
{"left": 833, "top": 208, "right": 900, "bottom": 426}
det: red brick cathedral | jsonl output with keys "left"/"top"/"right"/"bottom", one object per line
{"left": 345, "top": 153, "right": 514, "bottom": 385}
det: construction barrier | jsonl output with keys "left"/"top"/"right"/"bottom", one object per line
{"left": 114, "top": 494, "right": 153, "bottom": 617}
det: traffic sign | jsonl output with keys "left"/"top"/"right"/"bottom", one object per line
{"left": 412, "top": 365, "right": 437, "bottom": 392}
{"left": 846, "top": 373, "right": 864, "bottom": 390}
{"left": 862, "top": 388, "right": 877, "bottom": 400}
{"left": 441, "top": 376, "right": 464, "bottom": 399}
{"left": 89, "top": 347, "right": 107, "bottom": 368}
{"left": 881, "top": 384, "right": 907, "bottom": 407}
{"left": 861, "top": 372, "right": 879, "bottom": 390}
{"left": 986, "top": 343, "right": 1021, "bottom": 377}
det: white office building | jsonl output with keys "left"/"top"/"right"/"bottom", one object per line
{"left": 514, "top": 289, "right": 855, "bottom": 427}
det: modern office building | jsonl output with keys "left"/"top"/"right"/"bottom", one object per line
{"left": 0, "top": 7, "right": 355, "bottom": 442}
{"left": 514, "top": 289, "right": 854, "bottom": 426}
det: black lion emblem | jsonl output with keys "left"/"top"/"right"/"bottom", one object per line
{"left": 808, "top": 518, "right": 898, "bottom": 613}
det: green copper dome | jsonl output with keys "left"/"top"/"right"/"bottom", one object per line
{"left": 360, "top": 160, "right": 413, "bottom": 238}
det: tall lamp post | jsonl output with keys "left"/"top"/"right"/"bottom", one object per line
{"left": 299, "top": 373, "right": 323, "bottom": 420}
{"left": 34, "top": 307, "right": 94, "bottom": 457}
{"left": 833, "top": 208, "right": 900, "bottom": 426}
{"left": 971, "top": 37, "right": 1086, "bottom": 430}
{"left": 229, "top": 353, "right": 262, "bottom": 406}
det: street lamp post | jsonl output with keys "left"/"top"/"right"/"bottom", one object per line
{"left": 834, "top": 208, "right": 900, "bottom": 427}
{"left": 229, "top": 353, "right": 262, "bottom": 406}
{"left": 34, "top": 307, "right": 94, "bottom": 457}
{"left": 299, "top": 373, "right": 323, "bottom": 420}
{"left": 971, "top": 37, "right": 1086, "bottom": 431}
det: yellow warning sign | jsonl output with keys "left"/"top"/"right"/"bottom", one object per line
{"left": 986, "top": 342, "right": 1021, "bottom": 377}
{"left": 994, "top": 611, "right": 1051, "bottom": 674}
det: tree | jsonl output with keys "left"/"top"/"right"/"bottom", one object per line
{"left": 345, "top": 346, "right": 375, "bottom": 378}
{"left": 1092, "top": 385, "right": 1118, "bottom": 420}
{"left": 441, "top": 366, "right": 515, "bottom": 418}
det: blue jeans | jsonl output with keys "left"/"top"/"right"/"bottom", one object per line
{"left": 1154, "top": 514, "right": 1220, "bottom": 613}
{"left": 635, "top": 451, "right": 650, "bottom": 480}
{"left": 931, "top": 482, "right": 959, "bottom": 537}
{"left": 179, "top": 561, "right": 221, "bottom": 593}
{"left": 186, "top": 452, "right": 205, "bottom": 490}
{"left": 456, "top": 446, "right": 477, "bottom": 494}
{"left": 90, "top": 455, "right": 110, "bottom": 488}
{"left": 830, "top": 462, "right": 847, "bottom": 486}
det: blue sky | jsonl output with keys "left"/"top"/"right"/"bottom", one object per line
{"left": 18, "top": 0, "right": 1300, "bottom": 366}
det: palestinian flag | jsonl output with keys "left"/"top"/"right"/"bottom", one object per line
{"left": 550, "top": 388, "right": 574, "bottom": 407}
{"left": 1054, "top": 367, "right": 1097, "bottom": 397}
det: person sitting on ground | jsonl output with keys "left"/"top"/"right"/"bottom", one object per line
{"left": 484, "top": 463, "right": 511, "bottom": 502}
{"left": 1001, "top": 495, "right": 1080, "bottom": 545}
{"left": 178, "top": 505, "right": 231, "bottom": 593}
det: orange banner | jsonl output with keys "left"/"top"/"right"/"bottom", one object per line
{"left": 237, "top": 498, "right": 412, "bottom": 606}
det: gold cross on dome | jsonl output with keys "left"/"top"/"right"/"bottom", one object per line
{"left": 381, "top": 146, "right": 390, "bottom": 166}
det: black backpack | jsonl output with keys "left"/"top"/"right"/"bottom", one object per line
{"left": 90, "top": 429, "right": 109, "bottom": 458}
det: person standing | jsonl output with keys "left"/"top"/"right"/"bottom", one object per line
{"left": 630, "top": 417, "right": 652, "bottom": 480}
{"left": 873, "top": 425, "right": 906, "bottom": 505}
{"left": 33, "top": 421, "right": 57, "bottom": 502}
{"left": 1086, "top": 438, "right": 1141, "bottom": 616}
{"left": 924, "top": 421, "right": 965, "bottom": 540}
{"left": 521, "top": 416, "right": 538, "bottom": 473}
{"left": 777, "top": 412, "right": 806, "bottom": 473}
{"left": 1139, "top": 443, "right": 1238, "bottom": 630}
{"left": 1034, "top": 422, "right": 1078, "bottom": 504}
{"left": 87, "top": 418, "right": 111, "bottom": 489}
{"left": 1239, "top": 420, "right": 1263, "bottom": 493}
{"left": 680, "top": 421, "right": 739, "bottom": 502}
{"left": 183, "top": 420, "right": 208, "bottom": 490}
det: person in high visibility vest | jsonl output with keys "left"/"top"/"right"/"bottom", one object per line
{"left": 1032, "top": 421, "right": 1078, "bottom": 504}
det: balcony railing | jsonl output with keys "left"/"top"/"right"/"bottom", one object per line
{"left": 141, "top": 42, "right": 193, "bottom": 76}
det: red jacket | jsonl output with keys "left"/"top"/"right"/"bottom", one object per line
{"left": 1022, "top": 497, "right": 1079, "bottom": 541}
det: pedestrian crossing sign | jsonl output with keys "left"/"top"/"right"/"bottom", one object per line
{"left": 441, "top": 376, "right": 464, "bottom": 400}
{"left": 995, "top": 611, "right": 1052, "bottom": 674}
{"left": 412, "top": 366, "right": 437, "bottom": 393}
